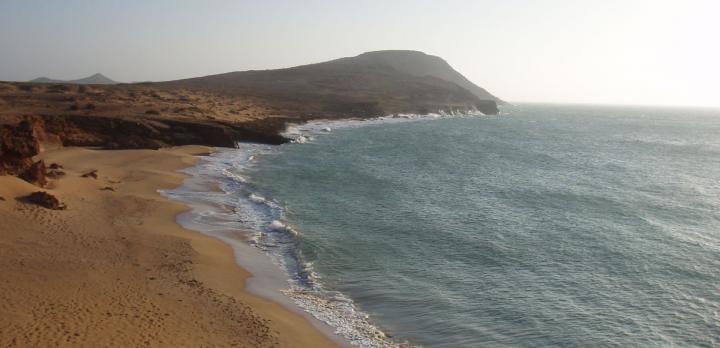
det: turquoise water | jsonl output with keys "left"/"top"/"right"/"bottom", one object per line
{"left": 244, "top": 105, "right": 720, "bottom": 347}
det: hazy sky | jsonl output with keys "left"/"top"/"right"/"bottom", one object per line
{"left": 1, "top": 0, "right": 718, "bottom": 107}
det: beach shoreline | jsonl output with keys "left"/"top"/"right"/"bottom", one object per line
{"left": 162, "top": 114, "right": 497, "bottom": 348}
{"left": 0, "top": 146, "right": 338, "bottom": 347}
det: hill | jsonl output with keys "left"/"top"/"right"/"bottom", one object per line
{"left": 349, "top": 50, "right": 502, "bottom": 103}
{"left": 29, "top": 77, "right": 64, "bottom": 84}
{"left": 160, "top": 50, "right": 499, "bottom": 117}
{"left": 30, "top": 73, "right": 117, "bottom": 85}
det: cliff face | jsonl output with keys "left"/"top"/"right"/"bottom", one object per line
{"left": 0, "top": 114, "right": 289, "bottom": 185}
{"left": 36, "top": 114, "right": 287, "bottom": 149}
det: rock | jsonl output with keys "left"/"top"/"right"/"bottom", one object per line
{"left": 29, "top": 120, "right": 63, "bottom": 152}
{"left": 0, "top": 121, "right": 41, "bottom": 177}
{"left": 100, "top": 186, "right": 115, "bottom": 191}
{"left": 25, "top": 191, "right": 66, "bottom": 210}
{"left": 47, "top": 169, "right": 65, "bottom": 179}
{"left": 0, "top": 119, "right": 61, "bottom": 183}
{"left": 46, "top": 162, "right": 65, "bottom": 179}
{"left": 81, "top": 170, "right": 98, "bottom": 179}
{"left": 0, "top": 196, "right": 5, "bottom": 201}
{"left": 19, "top": 160, "right": 47, "bottom": 187}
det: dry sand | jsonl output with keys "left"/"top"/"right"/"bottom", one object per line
{"left": 0, "top": 146, "right": 336, "bottom": 347}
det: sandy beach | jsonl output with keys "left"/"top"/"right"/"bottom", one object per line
{"left": 0, "top": 146, "right": 336, "bottom": 347}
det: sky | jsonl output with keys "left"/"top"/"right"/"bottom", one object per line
{"left": 1, "top": 0, "right": 718, "bottom": 107}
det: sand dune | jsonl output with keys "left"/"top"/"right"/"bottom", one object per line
{"left": 0, "top": 146, "right": 336, "bottom": 347}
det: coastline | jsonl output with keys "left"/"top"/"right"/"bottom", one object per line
{"left": 160, "top": 114, "right": 499, "bottom": 348}
{"left": 0, "top": 146, "right": 337, "bottom": 347}
{"left": 162, "top": 144, "right": 395, "bottom": 347}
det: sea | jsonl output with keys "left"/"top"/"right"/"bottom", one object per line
{"left": 162, "top": 104, "right": 720, "bottom": 347}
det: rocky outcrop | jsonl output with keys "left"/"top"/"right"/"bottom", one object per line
{"left": 0, "top": 113, "right": 290, "bottom": 181}
{"left": 19, "top": 160, "right": 48, "bottom": 187}
{"left": 475, "top": 100, "right": 500, "bottom": 115}
{"left": 0, "top": 121, "right": 42, "bottom": 176}
{"left": 47, "top": 163, "right": 66, "bottom": 178}
{"left": 0, "top": 121, "right": 54, "bottom": 186}
{"left": 81, "top": 169, "right": 98, "bottom": 179}
{"left": 25, "top": 191, "right": 66, "bottom": 210}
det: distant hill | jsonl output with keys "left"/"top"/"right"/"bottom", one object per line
{"left": 30, "top": 73, "right": 117, "bottom": 85}
{"left": 160, "top": 50, "right": 500, "bottom": 116}
{"left": 29, "top": 77, "right": 63, "bottom": 84}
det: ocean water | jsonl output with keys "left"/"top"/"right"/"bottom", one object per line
{"left": 166, "top": 104, "right": 720, "bottom": 347}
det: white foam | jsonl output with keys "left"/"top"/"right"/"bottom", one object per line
{"left": 270, "top": 220, "right": 298, "bottom": 236}
{"left": 249, "top": 193, "right": 267, "bottom": 203}
{"left": 222, "top": 168, "right": 247, "bottom": 183}
{"left": 280, "top": 110, "right": 495, "bottom": 141}
{"left": 292, "top": 135, "right": 309, "bottom": 144}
